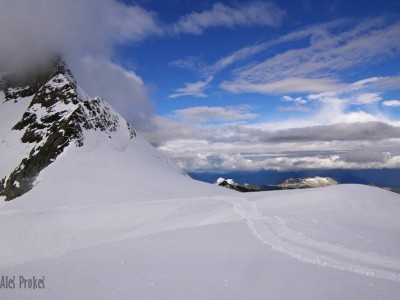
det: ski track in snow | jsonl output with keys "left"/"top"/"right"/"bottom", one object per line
{"left": 2, "top": 194, "right": 400, "bottom": 284}
{"left": 222, "top": 196, "right": 400, "bottom": 283}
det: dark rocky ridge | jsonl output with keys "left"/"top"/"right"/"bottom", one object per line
{"left": 216, "top": 178, "right": 260, "bottom": 192}
{"left": 0, "top": 59, "right": 136, "bottom": 201}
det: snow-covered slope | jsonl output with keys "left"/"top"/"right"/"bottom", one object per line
{"left": 1, "top": 184, "right": 400, "bottom": 299}
{"left": 1, "top": 60, "right": 400, "bottom": 299}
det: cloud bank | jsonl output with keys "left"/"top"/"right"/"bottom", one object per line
{"left": 0, "top": 0, "right": 162, "bottom": 129}
{"left": 158, "top": 16, "right": 400, "bottom": 172}
{"left": 0, "top": 0, "right": 288, "bottom": 129}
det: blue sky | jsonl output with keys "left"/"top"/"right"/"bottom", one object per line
{"left": 1, "top": 0, "right": 400, "bottom": 172}
{"left": 115, "top": 0, "right": 400, "bottom": 118}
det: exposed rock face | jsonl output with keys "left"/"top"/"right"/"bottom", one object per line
{"left": 0, "top": 59, "right": 136, "bottom": 200}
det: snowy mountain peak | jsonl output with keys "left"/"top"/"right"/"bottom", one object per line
{"left": 216, "top": 177, "right": 236, "bottom": 186}
{"left": 0, "top": 58, "right": 136, "bottom": 200}
{"left": 216, "top": 177, "right": 260, "bottom": 192}
{"left": 278, "top": 176, "right": 338, "bottom": 189}
{"left": 2, "top": 58, "right": 75, "bottom": 103}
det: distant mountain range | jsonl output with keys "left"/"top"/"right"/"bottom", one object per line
{"left": 215, "top": 176, "right": 338, "bottom": 192}
{"left": 215, "top": 176, "right": 400, "bottom": 194}
{"left": 190, "top": 168, "right": 400, "bottom": 189}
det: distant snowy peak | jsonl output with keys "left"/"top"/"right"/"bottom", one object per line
{"left": 0, "top": 58, "right": 136, "bottom": 200}
{"left": 216, "top": 177, "right": 236, "bottom": 186}
{"left": 216, "top": 177, "right": 259, "bottom": 192}
{"left": 278, "top": 177, "right": 338, "bottom": 189}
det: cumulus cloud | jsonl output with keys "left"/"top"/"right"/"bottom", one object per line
{"left": 172, "top": 1, "right": 285, "bottom": 35}
{"left": 168, "top": 76, "right": 213, "bottom": 98}
{"left": 162, "top": 148, "right": 400, "bottom": 172}
{"left": 143, "top": 113, "right": 400, "bottom": 171}
{"left": 147, "top": 65, "right": 400, "bottom": 173}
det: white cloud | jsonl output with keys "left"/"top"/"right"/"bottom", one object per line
{"left": 160, "top": 146, "right": 400, "bottom": 171}
{"left": 371, "top": 76, "right": 400, "bottom": 90}
{"left": 147, "top": 72, "right": 400, "bottom": 172}
{"left": 171, "top": 105, "right": 258, "bottom": 123}
{"left": 382, "top": 100, "right": 400, "bottom": 107}
{"left": 259, "top": 122, "right": 400, "bottom": 143}
{"left": 345, "top": 149, "right": 390, "bottom": 163}
{"left": 172, "top": 1, "right": 285, "bottom": 35}
{"left": 351, "top": 77, "right": 381, "bottom": 88}
{"left": 168, "top": 76, "right": 213, "bottom": 98}
{"left": 170, "top": 20, "right": 347, "bottom": 77}
{"left": 73, "top": 57, "right": 153, "bottom": 130}
{"left": 0, "top": 0, "right": 162, "bottom": 72}
{"left": 277, "top": 96, "right": 310, "bottom": 112}
{"left": 353, "top": 93, "right": 382, "bottom": 105}
{"left": 0, "top": 0, "right": 162, "bottom": 131}
{"left": 221, "top": 77, "right": 345, "bottom": 94}
{"left": 107, "top": 4, "right": 163, "bottom": 42}
{"left": 143, "top": 101, "right": 400, "bottom": 171}
{"left": 277, "top": 106, "right": 310, "bottom": 112}
{"left": 220, "top": 18, "right": 400, "bottom": 95}
{"left": 168, "top": 56, "right": 207, "bottom": 74}
{"left": 281, "top": 96, "right": 307, "bottom": 104}
{"left": 209, "top": 43, "right": 268, "bottom": 75}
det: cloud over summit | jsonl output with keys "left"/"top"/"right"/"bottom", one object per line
{"left": 0, "top": 0, "right": 161, "bottom": 129}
